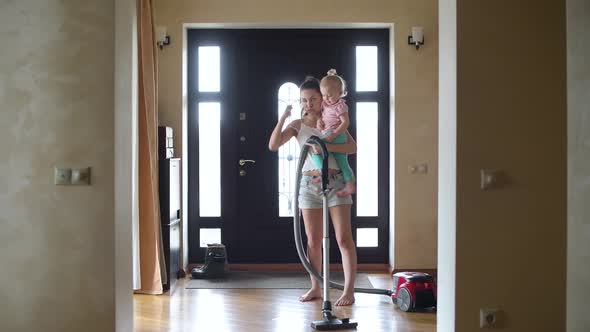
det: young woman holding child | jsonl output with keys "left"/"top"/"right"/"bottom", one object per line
{"left": 268, "top": 73, "right": 357, "bottom": 306}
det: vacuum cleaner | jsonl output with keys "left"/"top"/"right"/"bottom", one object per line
{"left": 292, "top": 136, "right": 393, "bottom": 330}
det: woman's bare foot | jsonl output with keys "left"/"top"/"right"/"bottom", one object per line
{"left": 336, "top": 181, "right": 356, "bottom": 197}
{"left": 299, "top": 288, "right": 322, "bottom": 302}
{"left": 334, "top": 292, "right": 356, "bottom": 306}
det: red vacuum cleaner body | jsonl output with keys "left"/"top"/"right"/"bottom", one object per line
{"left": 391, "top": 272, "right": 437, "bottom": 312}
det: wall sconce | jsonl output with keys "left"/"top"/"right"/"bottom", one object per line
{"left": 408, "top": 26, "right": 424, "bottom": 49}
{"left": 156, "top": 26, "right": 170, "bottom": 49}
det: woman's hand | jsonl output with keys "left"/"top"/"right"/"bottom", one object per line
{"left": 281, "top": 105, "right": 292, "bottom": 121}
{"left": 304, "top": 130, "right": 356, "bottom": 155}
{"left": 304, "top": 142, "right": 321, "bottom": 155}
{"left": 269, "top": 108, "right": 298, "bottom": 151}
{"left": 325, "top": 131, "right": 357, "bottom": 154}
{"left": 317, "top": 118, "right": 325, "bottom": 131}
{"left": 324, "top": 132, "right": 338, "bottom": 142}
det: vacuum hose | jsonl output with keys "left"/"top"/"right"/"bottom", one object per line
{"left": 293, "top": 135, "right": 393, "bottom": 296}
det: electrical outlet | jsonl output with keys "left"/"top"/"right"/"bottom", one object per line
{"left": 480, "top": 308, "right": 501, "bottom": 328}
{"left": 54, "top": 167, "right": 71, "bottom": 185}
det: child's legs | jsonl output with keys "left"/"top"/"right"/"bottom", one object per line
{"left": 333, "top": 153, "right": 355, "bottom": 183}
{"left": 324, "top": 132, "right": 355, "bottom": 183}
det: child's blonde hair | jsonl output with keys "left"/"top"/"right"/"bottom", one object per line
{"left": 320, "top": 69, "right": 347, "bottom": 97}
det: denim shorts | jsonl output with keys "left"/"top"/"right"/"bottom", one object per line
{"left": 298, "top": 172, "right": 353, "bottom": 209}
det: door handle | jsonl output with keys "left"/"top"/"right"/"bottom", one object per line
{"left": 239, "top": 159, "right": 256, "bottom": 166}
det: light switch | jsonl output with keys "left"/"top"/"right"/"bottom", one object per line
{"left": 409, "top": 163, "right": 428, "bottom": 174}
{"left": 417, "top": 164, "right": 428, "bottom": 173}
{"left": 71, "top": 167, "right": 91, "bottom": 185}
{"left": 481, "top": 169, "right": 500, "bottom": 189}
{"left": 54, "top": 167, "right": 71, "bottom": 185}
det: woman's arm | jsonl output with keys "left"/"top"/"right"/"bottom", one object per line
{"left": 268, "top": 106, "right": 299, "bottom": 151}
{"left": 307, "top": 130, "right": 356, "bottom": 154}
{"left": 325, "top": 130, "right": 356, "bottom": 154}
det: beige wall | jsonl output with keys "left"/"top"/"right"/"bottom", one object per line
{"left": 0, "top": 1, "right": 116, "bottom": 331}
{"left": 567, "top": 0, "right": 590, "bottom": 331}
{"left": 155, "top": 0, "right": 439, "bottom": 269}
{"left": 453, "top": 1, "right": 567, "bottom": 331}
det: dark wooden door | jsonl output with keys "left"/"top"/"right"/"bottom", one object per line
{"left": 188, "top": 29, "right": 390, "bottom": 264}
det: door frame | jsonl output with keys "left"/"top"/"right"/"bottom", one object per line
{"left": 180, "top": 23, "right": 396, "bottom": 269}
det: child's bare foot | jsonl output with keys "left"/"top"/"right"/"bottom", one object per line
{"left": 336, "top": 181, "right": 356, "bottom": 197}
{"left": 335, "top": 292, "right": 356, "bottom": 306}
{"left": 299, "top": 288, "right": 322, "bottom": 302}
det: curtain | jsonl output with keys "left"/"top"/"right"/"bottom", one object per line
{"left": 136, "top": 0, "right": 166, "bottom": 295}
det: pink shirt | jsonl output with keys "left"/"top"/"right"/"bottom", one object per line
{"left": 321, "top": 99, "right": 348, "bottom": 133}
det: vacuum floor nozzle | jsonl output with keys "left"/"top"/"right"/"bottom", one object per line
{"left": 311, "top": 317, "right": 358, "bottom": 330}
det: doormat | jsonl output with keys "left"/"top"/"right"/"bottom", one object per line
{"left": 185, "top": 272, "right": 374, "bottom": 289}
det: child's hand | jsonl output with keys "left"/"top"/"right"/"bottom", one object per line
{"left": 281, "top": 105, "right": 292, "bottom": 120}
{"left": 325, "top": 132, "right": 338, "bottom": 142}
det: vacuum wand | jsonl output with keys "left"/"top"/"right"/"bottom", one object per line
{"left": 295, "top": 136, "right": 358, "bottom": 330}
{"left": 293, "top": 136, "right": 393, "bottom": 297}
{"left": 322, "top": 186, "right": 331, "bottom": 312}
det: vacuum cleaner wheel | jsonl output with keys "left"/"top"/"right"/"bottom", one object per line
{"left": 397, "top": 287, "right": 412, "bottom": 312}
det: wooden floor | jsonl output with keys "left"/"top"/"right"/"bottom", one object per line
{"left": 134, "top": 273, "right": 436, "bottom": 332}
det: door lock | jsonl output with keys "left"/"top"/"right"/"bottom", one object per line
{"left": 239, "top": 159, "right": 256, "bottom": 166}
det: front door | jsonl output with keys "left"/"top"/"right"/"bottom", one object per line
{"left": 188, "top": 29, "right": 389, "bottom": 264}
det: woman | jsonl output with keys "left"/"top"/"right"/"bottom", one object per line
{"left": 268, "top": 76, "right": 357, "bottom": 306}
